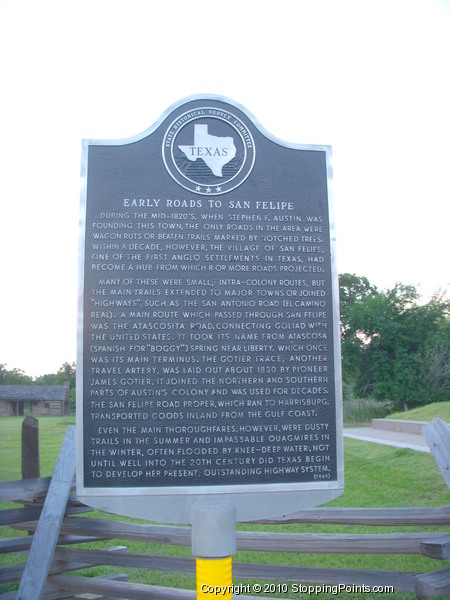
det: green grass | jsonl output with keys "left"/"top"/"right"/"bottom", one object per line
{"left": 386, "top": 401, "right": 450, "bottom": 423}
{"left": 0, "top": 415, "right": 76, "bottom": 481}
{"left": 1, "top": 416, "right": 449, "bottom": 599}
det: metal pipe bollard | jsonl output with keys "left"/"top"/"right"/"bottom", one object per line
{"left": 190, "top": 502, "right": 236, "bottom": 599}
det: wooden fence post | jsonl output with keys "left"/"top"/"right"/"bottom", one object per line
{"left": 21, "top": 415, "right": 40, "bottom": 479}
{"left": 17, "top": 425, "right": 76, "bottom": 599}
{"left": 423, "top": 418, "right": 450, "bottom": 491}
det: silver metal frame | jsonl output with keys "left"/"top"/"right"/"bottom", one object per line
{"left": 76, "top": 94, "right": 344, "bottom": 524}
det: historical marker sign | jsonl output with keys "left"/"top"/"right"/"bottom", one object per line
{"left": 77, "top": 95, "right": 344, "bottom": 523}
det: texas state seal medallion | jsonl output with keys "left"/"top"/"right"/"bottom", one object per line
{"left": 162, "top": 107, "right": 255, "bottom": 195}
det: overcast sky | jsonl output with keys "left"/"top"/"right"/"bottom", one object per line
{"left": 1, "top": 0, "right": 449, "bottom": 378}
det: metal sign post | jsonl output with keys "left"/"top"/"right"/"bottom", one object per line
{"left": 191, "top": 501, "right": 236, "bottom": 599}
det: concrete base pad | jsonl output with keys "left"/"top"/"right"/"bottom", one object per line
{"left": 372, "top": 418, "right": 427, "bottom": 435}
{"left": 344, "top": 425, "right": 431, "bottom": 452}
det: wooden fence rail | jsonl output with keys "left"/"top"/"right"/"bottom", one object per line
{"left": 0, "top": 419, "right": 449, "bottom": 599}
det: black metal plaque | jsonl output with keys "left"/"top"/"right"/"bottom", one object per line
{"left": 77, "top": 96, "right": 343, "bottom": 523}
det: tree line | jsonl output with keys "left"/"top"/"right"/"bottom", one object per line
{"left": 339, "top": 274, "right": 449, "bottom": 410}
{"left": 1, "top": 275, "right": 448, "bottom": 410}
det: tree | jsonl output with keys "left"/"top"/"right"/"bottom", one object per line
{"left": 0, "top": 364, "right": 33, "bottom": 385}
{"left": 338, "top": 274, "right": 378, "bottom": 394}
{"left": 419, "top": 300, "right": 450, "bottom": 403}
{"left": 339, "top": 275, "right": 449, "bottom": 409}
{"left": 34, "top": 362, "right": 76, "bottom": 386}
